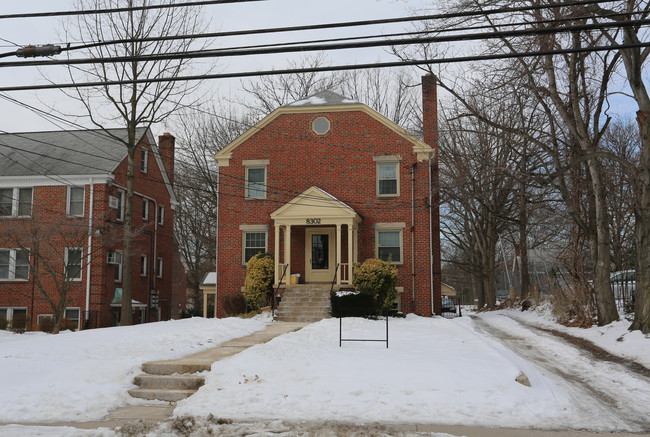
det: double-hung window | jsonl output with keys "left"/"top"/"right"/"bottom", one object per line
{"left": 240, "top": 225, "right": 269, "bottom": 264}
{"left": 116, "top": 190, "right": 125, "bottom": 221}
{"left": 142, "top": 198, "right": 149, "bottom": 221}
{"left": 0, "top": 187, "right": 33, "bottom": 217}
{"left": 65, "top": 248, "right": 83, "bottom": 281}
{"left": 374, "top": 156, "right": 401, "bottom": 197}
{"left": 375, "top": 223, "right": 405, "bottom": 264}
{"left": 140, "top": 255, "right": 147, "bottom": 276}
{"left": 157, "top": 257, "right": 163, "bottom": 278}
{"left": 67, "top": 186, "right": 85, "bottom": 216}
{"left": 244, "top": 160, "right": 269, "bottom": 199}
{"left": 157, "top": 205, "right": 164, "bottom": 225}
{"left": 113, "top": 250, "right": 123, "bottom": 282}
{"left": 141, "top": 148, "right": 148, "bottom": 173}
{"left": 0, "top": 249, "right": 30, "bottom": 280}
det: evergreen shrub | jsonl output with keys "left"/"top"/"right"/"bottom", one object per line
{"left": 243, "top": 252, "right": 274, "bottom": 310}
{"left": 353, "top": 258, "right": 398, "bottom": 315}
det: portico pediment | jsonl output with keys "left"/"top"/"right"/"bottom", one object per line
{"left": 271, "top": 186, "right": 361, "bottom": 226}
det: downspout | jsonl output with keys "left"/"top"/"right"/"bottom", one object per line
{"left": 85, "top": 178, "right": 94, "bottom": 325}
{"left": 214, "top": 169, "right": 220, "bottom": 318}
{"left": 411, "top": 162, "right": 417, "bottom": 312}
{"left": 429, "top": 157, "right": 434, "bottom": 316}
{"left": 151, "top": 200, "right": 158, "bottom": 321}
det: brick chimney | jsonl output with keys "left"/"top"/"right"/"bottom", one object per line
{"left": 422, "top": 74, "right": 442, "bottom": 315}
{"left": 158, "top": 132, "right": 175, "bottom": 185}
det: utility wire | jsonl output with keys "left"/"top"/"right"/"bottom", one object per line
{"left": 2, "top": 13, "right": 645, "bottom": 68}
{"left": 0, "top": 40, "right": 647, "bottom": 93}
{"left": 19, "top": 0, "right": 616, "bottom": 52}
{"left": 0, "top": 0, "right": 266, "bottom": 20}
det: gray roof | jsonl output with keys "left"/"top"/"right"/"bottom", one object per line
{"left": 286, "top": 90, "right": 359, "bottom": 107}
{"left": 0, "top": 128, "right": 148, "bottom": 177}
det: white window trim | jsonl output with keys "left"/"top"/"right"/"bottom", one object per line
{"left": 241, "top": 229, "right": 268, "bottom": 265}
{"left": 141, "top": 148, "right": 149, "bottom": 173}
{"left": 157, "top": 205, "right": 164, "bottom": 225}
{"left": 0, "top": 187, "right": 33, "bottom": 218}
{"left": 374, "top": 224, "right": 405, "bottom": 265}
{"left": 37, "top": 308, "right": 81, "bottom": 331}
{"left": 65, "top": 247, "right": 83, "bottom": 281}
{"left": 113, "top": 250, "right": 123, "bottom": 282}
{"left": 140, "top": 254, "right": 148, "bottom": 276}
{"left": 244, "top": 160, "right": 269, "bottom": 200}
{"left": 157, "top": 257, "right": 163, "bottom": 278}
{"left": 1, "top": 307, "right": 27, "bottom": 322}
{"left": 0, "top": 248, "right": 30, "bottom": 281}
{"left": 375, "top": 161, "right": 400, "bottom": 197}
{"left": 116, "top": 190, "right": 125, "bottom": 222}
{"left": 142, "top": 198, "right": 149, "bottom": 221}
{"left": 66, "top": 186, "right": 85, "bottom": 217}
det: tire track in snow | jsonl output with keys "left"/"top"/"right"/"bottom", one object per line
{"left": 470, "top": 315, "right": 650, "bottom": 432}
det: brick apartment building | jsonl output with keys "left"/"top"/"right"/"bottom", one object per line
{"left": 213, "top": 75, "right": 441, "bottom": 317}
{"left": 0, "top": 128, "right": 185, "bottom": 330}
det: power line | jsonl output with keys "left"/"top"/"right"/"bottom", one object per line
{"left": 13, "top": 0, "right": 615, "bottom": 53}
{"left": 3, "top": 13, "right": 645, "bottom": 68}
{"left": 0, "top": 40, "right": 647, "bottom": 93}
{"left": 0, "top": 0, "right": 266, "bottom": 20}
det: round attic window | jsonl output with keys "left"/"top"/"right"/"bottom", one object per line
{"left": 312, "top": 117, "right": 330, "bottom": 135}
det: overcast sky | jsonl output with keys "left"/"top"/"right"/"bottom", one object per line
{"left": 0, "top": 0, "right": 434, "bottom": 133}
{"left": 0, "top": 0, "right": 643, "bottom": 135}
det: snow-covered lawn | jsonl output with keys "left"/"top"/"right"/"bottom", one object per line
{"left": 1, "top": 307, "right": 648, "bottom": 434}
{"left": 0, "top": 316, "right": 269, "bottom": 423}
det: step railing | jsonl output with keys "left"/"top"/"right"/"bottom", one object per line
{"left": 273, "top": 264, "right": 289, "bottom": 318}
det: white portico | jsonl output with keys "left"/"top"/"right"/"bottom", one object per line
{"left": 270, "top": 186, "right": 361, "bottom": 286}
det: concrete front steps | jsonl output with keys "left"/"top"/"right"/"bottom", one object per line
{"left": 275, "top": 284, "right": 337, "bottom": 322}
{"left": 128, "top": 321, "right": 308, "bottom": 402}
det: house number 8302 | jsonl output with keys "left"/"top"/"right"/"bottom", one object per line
{"left": 306, "top": 218, "right": 321, "bottom": 224}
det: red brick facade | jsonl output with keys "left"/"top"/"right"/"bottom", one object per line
{"left": 215, "top": 79, "right": 441, "bottom": 317}
{"left": 0, "top": 130, "right": 185, "bottom": 331}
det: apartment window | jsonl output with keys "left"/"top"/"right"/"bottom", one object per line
{"left": 37, "top": 308, "right": 80, "bottom": 331}
{"left": 0, "top": 308, "right": 27, "bottom": 328}
{"left": 243, "top": 231, "right": 267, "bottom": 264}
{"left": 65, "top": 248, "right": 83, "bottom": 281}
{"left": 244, "top": 160, "right": 269, "bottom": 199}
{"left": 157, "top": 257, "right": 163, "bottom": 278}
{"left": 140, "top": 255, "right": 147, "bottom": 276}
{"left": 0, "top": 187, "right": 33, "bottom": 217}
{"left": 67, "top": 186, "right": 85, "bottom": 217}
{"left": 0, "top": 249, "right": 30, "bottom": 280}
{"left": 142, "top": 198, "right": 149, "bottom": 221}
{"left": 375, "top": 224, "right": 405, "bottom": 264}
{"left": 113, "top": 250, "right": 123, "bottom": 282}
{"left": 157, "top": 205, "right": 164, "bottom": 225}
{"left": 141, "top": 148, "right": 149, "bottom": 173}
{"left": 377, "top": 162, "right": 399, "bottom": 196}
{"left": 116, "top": 190, "right": 125, "bottom": 221}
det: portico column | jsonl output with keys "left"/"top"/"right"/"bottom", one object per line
{"left": 274, "top": 224, "right": 280, "bottom": 285}
{"left": 347, "top": 223, "right": 353, "bottom": 284}
{"left": 203, "top": 291, "right": 208, "bottom": 318}
{"left": 284, "top": 224, "right": 291, "bottom": 282}
{"left": 353, "top": 225, "right": 359, "bottom": 264}
{"left": 336, "top": 224, "right": 342, "bottom": 285}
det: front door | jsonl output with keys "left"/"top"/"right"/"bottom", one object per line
{"left": 305, "top": 228, "right": 336, "bottom": 282}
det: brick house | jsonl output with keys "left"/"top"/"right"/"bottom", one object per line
{"left": 0, "top": 128, "right": 185, "bottom": 330}
{"left": 214, "top": 75, "right": 441, "bottom": 317}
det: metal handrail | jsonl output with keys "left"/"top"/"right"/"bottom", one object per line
{"left": 273, "top": 264, "right": 289, "bottom": 318}
{"left": 330, "top": 263, "right": 340, "bottom": 294}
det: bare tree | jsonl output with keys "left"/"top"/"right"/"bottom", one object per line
{"left": 61, "top": 0, "right": 209, "bottom": 325}
{"left": 3, "top": 217, "right": 109, "bottom": 333}
{"left": 174, "top": 106, "right": 252, "bottom": 306}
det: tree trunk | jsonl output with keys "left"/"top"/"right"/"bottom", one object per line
{"left": 585, "top": 157, "right": 619, "bottom": 325}
{"left": 632, "top": 110, "right": 650, "bottom": 333}
{"left": 120, "top": 145, "right": 136, "bottom": 326}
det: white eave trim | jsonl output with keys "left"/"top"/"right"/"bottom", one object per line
{"left": 0, "top": 174, "right": 112, "bottom": 188}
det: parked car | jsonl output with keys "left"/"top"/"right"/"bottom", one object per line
{"left": 441, "top": 297, "right": 456, "bottom": 313}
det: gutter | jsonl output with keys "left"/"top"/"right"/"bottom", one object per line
{"left": 429, "top": 157, "right": 434, "bottom": 316}
{"left": 411, "top": 162, "right": 417, "bottom": 312}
